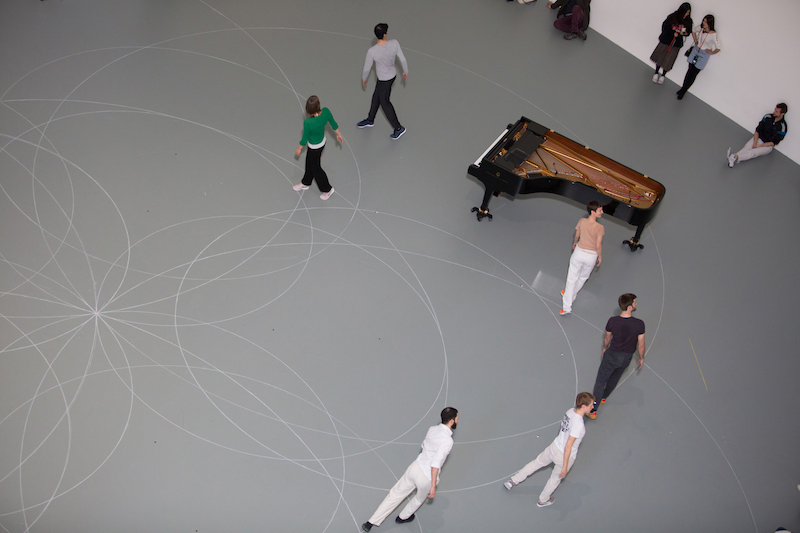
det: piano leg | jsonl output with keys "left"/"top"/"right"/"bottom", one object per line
{"left": 472, "top": 188, "right": 495, "bottom": 221}
{"left": 623, "top": 224, "right": 645, "bottom": 251}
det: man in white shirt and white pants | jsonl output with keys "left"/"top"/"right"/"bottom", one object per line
{"left": 503, "top": 393, "right": 594, "bottom": 507}
{"left": 361, "top": 407, "right": 459, "bottom": 532}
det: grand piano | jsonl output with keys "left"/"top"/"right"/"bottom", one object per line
{"left": 468, "top": 117, "right": 665, "bottom": 251}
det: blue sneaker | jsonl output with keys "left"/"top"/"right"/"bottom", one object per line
{"left": 390, "top": 126, "right": 406, "bottom": 140}
{"left": 357, "top": 119, "right": 374, "bottom": 128}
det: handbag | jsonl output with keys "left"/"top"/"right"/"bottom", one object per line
{"left": 686, "top": 46, "right": 710, "bottom": 69}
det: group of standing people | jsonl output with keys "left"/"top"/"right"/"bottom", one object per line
{"left": 294, "top": 23, "right": 408, "bottom": 201}
{"left": 649, "top": 3, "right": 721, "bottom": 99}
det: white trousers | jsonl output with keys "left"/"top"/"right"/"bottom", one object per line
{"left": 734, "top": 136, "right": 773, "bottom": 163}
{"left": 368, "top": 461, "right": 430, "bottom": 526}
{"left": 510, "top": 440, "right": 575, "bottom": 502}
{"left": 562, "top": 247, "right": 597, "bottom": 312}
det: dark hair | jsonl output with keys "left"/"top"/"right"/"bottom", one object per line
{"left": 669, "top": 2, "right": 691, "bottom": 24}
{"left": 374, "top": 23, "right": 388, "bottom": 40}
{"left": 441, "top": 407, "right": 458, "bottom": 425}
{"left": 576, "top": 392, "right": 595, "bottom": 408}
{"left": 305, "top": 95, "right": 321, "bottom": 116}
{"left": 618, "top": 293, "right": 637, "bottom": 311}
{"left": 777, "top": 103, "right": 788, "bottom": 114}
{"left": 587, "top": 201, "right": 602, "bottom": 214}
{"left": 702, "top": 14, "right": 715, "bottom": 31}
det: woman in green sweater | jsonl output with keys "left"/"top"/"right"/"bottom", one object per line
{"left": 294, "top": 95, "right": 343, "bottom": 200}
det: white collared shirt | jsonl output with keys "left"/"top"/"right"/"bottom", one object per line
{"left": 415, "top": 424, "right": 454, "bottom": 481}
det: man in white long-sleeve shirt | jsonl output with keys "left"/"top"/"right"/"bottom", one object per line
{"left": 357, "top": 23, "right": 408, "bottom": 140}
{"left": 361, "top": 408, "right": 458, "bottom": 532}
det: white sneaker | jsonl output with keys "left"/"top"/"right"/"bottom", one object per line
{"left": 537, "top": 497, "right": 555, "bottom": 507}
{"left": 726, "top": 148, "right": 735, "bottom": 168}
{"left": 320, "top": 188, "right": 334, "bottom": 200}
{"left": 293, "top": 183, "right": 309, "bottom": 191}
{"left": 652, "top": 73, "right": 659, "bottom": 83}
{"left": 658, "top": 75, "right": 665, "bottom": 84}
{"left": 503, "top": 480, "right": 516, "bottom": 490}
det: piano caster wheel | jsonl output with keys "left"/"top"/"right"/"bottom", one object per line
{"left": 471, "top": 207, "right": 493, "bottom": 221}
{"left": 623, "top": 239, "right": 644, "bottom": 252}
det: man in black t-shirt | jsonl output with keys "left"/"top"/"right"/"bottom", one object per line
{"left": 588, "top": 293, "right": 646, "bottom": 419}
{"left": 727, "top": 103, "right": 788, "bottom": 167}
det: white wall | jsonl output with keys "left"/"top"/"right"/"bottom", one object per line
{"left": 591, "top": 0, "right": 800, "bottom": 165}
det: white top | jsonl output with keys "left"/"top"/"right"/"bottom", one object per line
{"left": 415, "top": 423, "right": 454, "bottom": 481}
{"left": 553, "top": 409, "right": 586, "bottom": 460}
{"left": 362, "top": 39, "right": 408, "bottom": 81}
{"left": 693, "top": 25, "right": 721, "bottom": 52}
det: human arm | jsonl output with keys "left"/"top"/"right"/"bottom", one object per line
{"left": 636, "top": 333, "right": 646, "bottom": 369}
{"left": 334, "top": 128, "right": 343, "bottom": 144}
{"left": 395, "top": 42, "right": 409, "bottom": 82}
{"left": 595, "top": 232, "right": 603, "bottom": 267}
{"left": 428, "top": 467, "right": 439, "bottom": 497}
{"left": 559, "top": 436, "right": 576, "bottom": 478}
{"left": 361, "top": 50, "right": 373, "bottom": 85}
{"left": 294, "top": 145, "right": 303, "bottom": 157}
{"left": 572, "top": 228, "right": 580, "bottom": 250}
{"left": 602, "top": 331, "right": 612, "bottom": 355}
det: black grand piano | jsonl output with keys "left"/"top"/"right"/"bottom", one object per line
{"left": 468, "top": 117, "right": 665, "bottom": 251}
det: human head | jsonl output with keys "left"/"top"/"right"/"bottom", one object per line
{"left": 677, "top": 3, "right": 691, "bottom": 19}
{"left": 305, "top": 95, "right": 321, "bottom": 116}
{"left": 776, "top": 103, "right": 788, "bottom": 117}
{"left": 587, "top": 201, "right": 602, "bottom": 215}
{"left": 441, "top": 407, "right": 458, "bottom": 426}
{"left": 618, "top": 293, "right": 637, "bottom": 311}
{"left": 374, "top": 23, "right": 388, "bottom": 40}
{"left": 702, "top": 14, "right": 714, "bottom": 31}
{"left": 576, "top": 392, "right": 595, "bottom": 409}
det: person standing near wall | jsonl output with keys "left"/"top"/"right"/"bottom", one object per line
{"left": 677, "top": 14, "right": 721, "bottom": 100}
{"left": 650, "top": 3, "right": 692, "bottom": 84}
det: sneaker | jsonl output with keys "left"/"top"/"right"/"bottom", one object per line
{"left": 361, "top": 522, "right": 374, "bottom": 532}
{"left": 559, "top": 309, "right": 570, "bottom": 315}
{"left": 504, "top": 480, "right": 517, "bottom": 490}
{"left": 600, "top": 398, "right": 606, "bottom": 404}
{"left": 652, "top": 73, "right": 659, "bottom": 83}
{"left": 578, "top": 29, "right": 587, "bottom": 41}
{"left": 390, "top": 126, "right": 406, "bottom": 140}
{"left": 320, "top": 188, "right": 334, "bottom": 200}
{"left": 560, "top": 290, "right": 565, "bottom": 296}
{"left": 293, "top": 183, "right": 309, "bottom": 191}
{"left": 395, "top": 514, "right": 415, "bottom": 524}
{"left": 658, "top": 75, "right": 665, "bottom": 84}
{"left": 537, "top": 497, "right": 555, "bottom": 507}
{"left": 564, "top": 32, "right": 578, "bottom": 40}
{"left": 357, "top": 119, "right": 374, "bottom": 128}
{"left": 587, "top": 407, "right": 597, "bottom": 420}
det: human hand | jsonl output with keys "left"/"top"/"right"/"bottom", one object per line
{"left": 295, "top": 146, "right": 302, "bottom": 157}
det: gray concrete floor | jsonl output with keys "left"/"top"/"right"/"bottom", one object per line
{"left": 1, "top": 1, "right": 798, "bottom": 532}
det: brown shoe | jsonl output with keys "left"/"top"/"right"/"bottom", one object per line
{"left": 564, "top": 32, "right": 578, "bottom": 40}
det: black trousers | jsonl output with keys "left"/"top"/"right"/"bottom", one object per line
{"left": 592, "top": 349, "right": 634, "bottom": 402}
{"left": 368, "top": 77, "right": 402, "bottom": 130}
{"left": 678, "top": 64, "right": 701, "bottom": 97}
{"left": 301, "top": 145, "right": 332, "bottom": 193}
